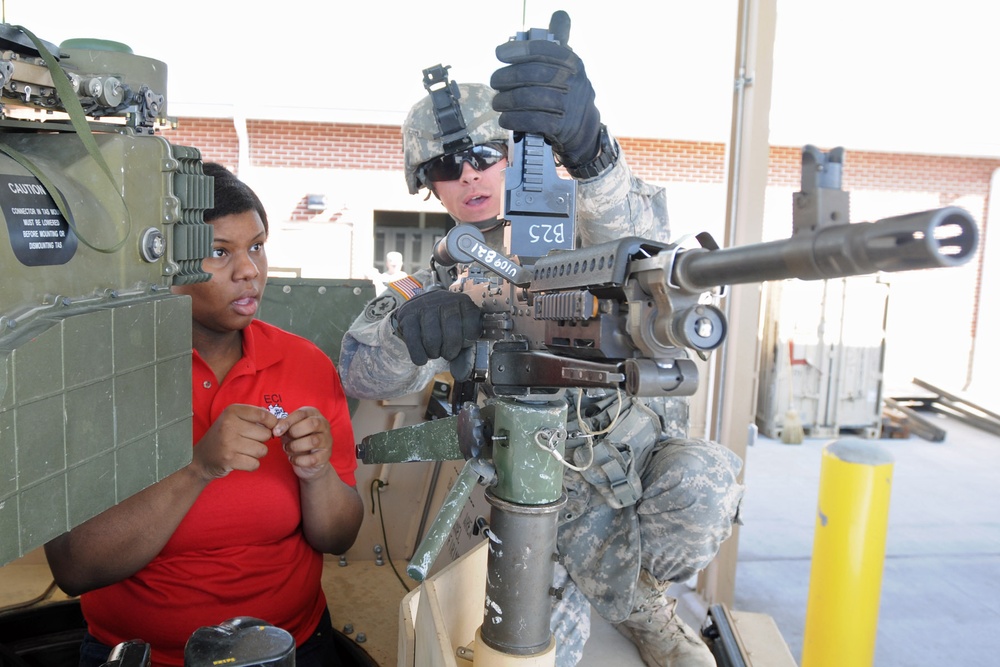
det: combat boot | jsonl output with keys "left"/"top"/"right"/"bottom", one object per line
{"left": 614, "top": 570, "right": 715, "bottom": 667}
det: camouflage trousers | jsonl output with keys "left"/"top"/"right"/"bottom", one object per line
{"left": 548, "top": 394, "right": 745, "bottom": 666}
{"left": 550, "top": 562, "right": 591, "bottom": 666}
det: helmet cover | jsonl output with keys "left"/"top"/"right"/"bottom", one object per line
{"left": 402, "top": 82, "right": 507, "bottom": 195}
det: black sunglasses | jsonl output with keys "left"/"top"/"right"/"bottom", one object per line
{"left": 420, "top": 142, "right": 508, "bottom": 184}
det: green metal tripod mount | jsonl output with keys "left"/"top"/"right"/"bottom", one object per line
{"left": 358, "top": 396, "right": 569, "bottom": 657}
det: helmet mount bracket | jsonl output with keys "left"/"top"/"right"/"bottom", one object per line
{"left": 422, "top": 64, "right": 474, "bottom": 154}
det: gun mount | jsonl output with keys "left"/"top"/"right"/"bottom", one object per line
{"left": 0, "top": 23, "right": 212, "bottom": 566}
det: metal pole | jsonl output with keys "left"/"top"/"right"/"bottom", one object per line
{"left": 802, "top": 438, "right": 894, "bottom": 667}
{"left": 480, "top": 490, "right": 565, "bottom": 655}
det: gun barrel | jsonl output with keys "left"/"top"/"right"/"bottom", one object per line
{"left": 672, "top": 206, "right": 978, "bottom": 293}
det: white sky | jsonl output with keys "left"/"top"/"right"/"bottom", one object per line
{"left": 4, "top": 0, "right": 998, "bottom": 158}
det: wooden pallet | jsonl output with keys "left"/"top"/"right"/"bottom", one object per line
{"left": 885, "top": 378, "right": 1000, "bottom": 442}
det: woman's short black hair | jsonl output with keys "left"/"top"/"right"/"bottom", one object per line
{"left": 202, "top": 162, "right": 269, "bottom": 233}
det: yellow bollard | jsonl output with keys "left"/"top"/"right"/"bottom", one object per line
{"left": 801, "top": 438, "right": 894, "bottom": 667}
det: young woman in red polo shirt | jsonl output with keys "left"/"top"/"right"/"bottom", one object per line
{"left": 44, "top": 164, "right": 363, "bottom": 667}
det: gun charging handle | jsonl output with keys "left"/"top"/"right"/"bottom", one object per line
{"left": 434, "top": 224, "right": 534, "bottom": 287}
{"left": 501, "top": 11, "right": 578, "bottom": 258}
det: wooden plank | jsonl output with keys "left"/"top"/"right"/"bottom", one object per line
{"left": 729, "top": 610, "right": 798, "bottom": 667}
{"left": 412, "top": 540, "right": 488, "bottom": 667}
{"left": 912, "top": 378, "right": 1000, "bottom": 422}
{"left": 905, "top": 378, "right": 1000, "bottom": 438}
{"left": 931, "top": 398, "right": 1000, "bottom": 437}
{"left": 883, "top": 398, "right": 946, "bottom": 442}
{"left": 399, "top": 588, "right": 420, "bottom": 667}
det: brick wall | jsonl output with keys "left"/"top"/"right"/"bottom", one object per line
{"left": 166, "top": 118, "right": 241, "bottom": 169}
{"left": 162, "top": 118, "right": 999, "bottom": 205}
{"left": 163, "top": 120, "right": 404, "bottom": 171}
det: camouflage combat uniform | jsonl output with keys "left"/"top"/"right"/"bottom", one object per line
{"left": 340, "top": 147, "right": 744, "bottom": 666}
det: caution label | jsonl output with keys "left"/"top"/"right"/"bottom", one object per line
{"left": 1, "top": 175, "right": 78, "bottom": 266}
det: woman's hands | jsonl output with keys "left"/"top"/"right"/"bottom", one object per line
{"left": 191, "top": 404, "right": 335, "bottom": 482}
{"left": 275, "top": 406, "right": 335, "bottom": 481}
{"left": 191, "top": 404, "right": 276, "bottom": 480}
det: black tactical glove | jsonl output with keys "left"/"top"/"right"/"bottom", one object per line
{"left": 393, "top": 290, "right": 482, "bottom": 366}
{"left": 491, "top": 11, "right": 602, "bottom": 169}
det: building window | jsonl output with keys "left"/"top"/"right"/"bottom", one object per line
{"left": 373, "top": 211, "right": 453, "bottom": 274}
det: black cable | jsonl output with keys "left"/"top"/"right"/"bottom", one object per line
{"left": 369, "top": 479, "right": 411, "bottom": 593}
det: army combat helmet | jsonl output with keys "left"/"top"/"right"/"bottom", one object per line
{"left": 403, "top": 65, "right": 507, "bottom": 195}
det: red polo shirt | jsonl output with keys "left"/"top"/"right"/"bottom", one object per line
{"left": 81, "top": 320, "right": 358, "bottom": 666}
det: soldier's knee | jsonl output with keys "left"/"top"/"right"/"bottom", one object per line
{"left": 660, "top": 437, "right": 743, "bottom": 480}
{"left": 641, "top": 438, "right": 744, "bottom": 518}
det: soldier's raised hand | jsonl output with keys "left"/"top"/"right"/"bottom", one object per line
{"left": 491, "top": 10, "right": 602, "bottom": 170}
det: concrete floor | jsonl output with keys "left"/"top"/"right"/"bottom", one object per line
{"left": 580, "top": 410, "right": 1000, "bottom": 666}
{"left": 733, "top": 411, "right": 1000, "bottom": 665}
{"left": 3, "top": 411, "right": 998, "bottom": 666}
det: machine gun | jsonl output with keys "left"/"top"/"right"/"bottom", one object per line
{"left": 434, "top": 188, "right": 977, "bottom": 399}
{"left": 357, "top": 15, "right": 980, "bottom": 667}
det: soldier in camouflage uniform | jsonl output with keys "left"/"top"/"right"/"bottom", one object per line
{"left": 340, "top": 21, "right": 744, "bottom": 667}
